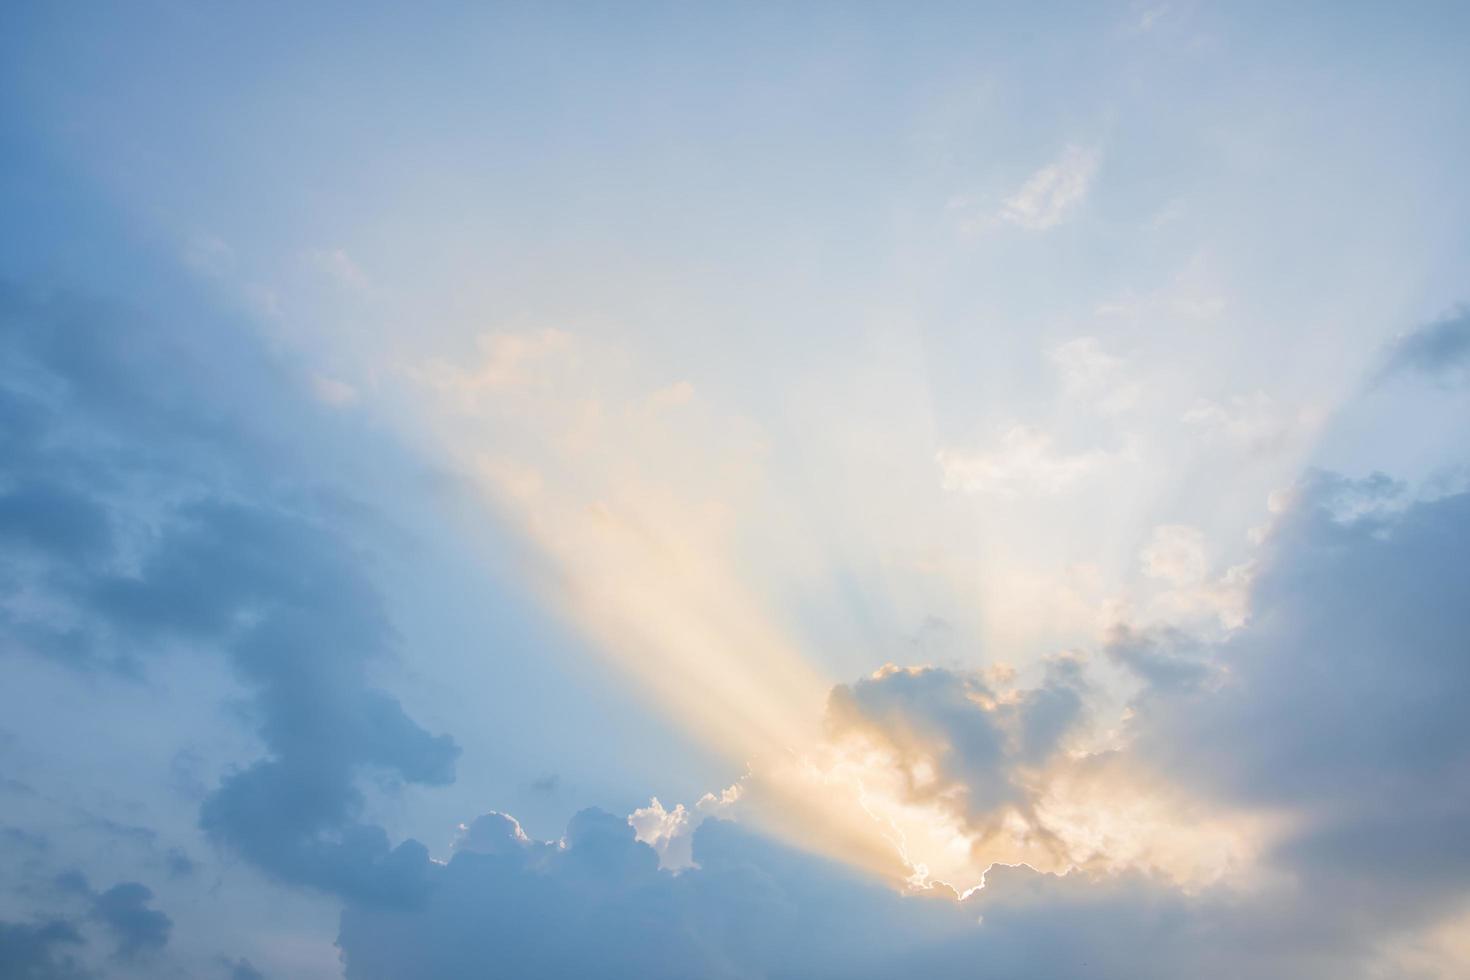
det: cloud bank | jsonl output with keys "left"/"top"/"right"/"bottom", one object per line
{"left": 333, "top": 465, "right": 1470, "bottom": 977}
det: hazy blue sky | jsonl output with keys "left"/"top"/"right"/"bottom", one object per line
{"left": 3, "top": 3, "right": 1470, "bottom": 977}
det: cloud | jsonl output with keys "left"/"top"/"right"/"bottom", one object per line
{"left": 1048, "top": 337, "right": 1139, "bottom": 413}
{"left": 816, "top": 658, "right": 1262, "bottom": 890}
{"left": 0, "top": 919, "right": 89, "bottom": 980}
{"left": 629, "top": 786, "right": 741, "bottom": 870}
{"left": 831, "top": 662, "right": 1082, "bottom": 811}
{"left": 90, "top": 882, "right": 171, "bottom": 959}
{"left": 1127, "top": 526, "right": 1253, "bottom": 631}
{"left": 304, "top": 248, "right": 369, "bottom": 291}
{"left": 1181, "top": 391, "right": 1323, "bottom": 454}
{"left": 311, "top": 374, "right": 359, "bottom": 407}
{"left": 6, "top": 255, "right": 1467, "bottom": 980}
{"left": 1106, "top": 625, "right": 1217, "bottom": 694}
{"left": 183, "top": 234, "right": 234, "bottom": 278}
{"left": 0, "top": 480, "right": 113, "bottom": 561}
{"left": 937, "top": 426, "right": 1116, "bottom": 497}
{"left": 1122, "top": 472, "right": 1470, "bottom": 939}
{"left": 332, "top": 465, "right": 1470, "bottom": 978}
{"left": 336, "top": 802, "right": 1389, "bottom": 980}
{"left": 0, "top": 283, "right": 459, "bottom": 905}
{"left": 1, "top": 875, "right": 171, "bottom": 974}
{"left": 338, "top": 808, "right": 976, "bottom": 980}
{"left": 947, "top": 146, "right": 1101, "bottom": 234}
{"left": 222, "top": 957, "right": 267, "bottom": 980}
{"left": 412, "top": 328, "right": 573, "bottom": 406}
{"left": 1375, "top": 306, "right": 1470, "bottom": 385}
{"left": 999, "top": 146, "right": 1100, "bottom": 230}
{"left": 144, "top": 502, "right": 460, "bottom": 902}
{"left": 1132, "top": 3, "right": 1171, "bottom": 32}
{"left": 1139, "top": 524, "right": 1208, "bottom": 586}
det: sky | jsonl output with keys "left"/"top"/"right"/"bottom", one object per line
{"left": 2, "top": 1, "right": 1470, "bottom": 977}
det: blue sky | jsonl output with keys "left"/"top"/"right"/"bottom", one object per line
{"left": 3, "top": 2, "right": 1470, "bottom": 977}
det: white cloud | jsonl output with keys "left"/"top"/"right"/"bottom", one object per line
{"left": 999, "top": 145, "right": 1100, "bottom": 230}
{"left": 629, "top": 785, "right": 741, "bottom": 870}
{"left": 643, "top": 379, "right": 695, "bottom": 411}
{"left": 1128, "top": 524, "right": 1254, "bottom": 631}
{"left": 311, "top": 374, "right": 359, "bottom": 408}
{"left": 412, "top": 328, "right": 573, "bottom": 408}
{"left": 183, "top": 234, "right": 234, "bottom": 277}
{"left": 304, "top": 247, "right": 369, "bottom": 290}
{"left": 1182, "top": 391, "right": 1324, "bottom": 454}
{"left": 1133, "top": 3, "right": 1171, "bottom": 33}
{"left": 1094, "top": 253, "right": 1228, "bottom": 324}
{"left": 1140, "top": 524, "right": 1208, "bottom": 587}
{"left": 937, "top": 425, "right": 1113, "bottom": 497}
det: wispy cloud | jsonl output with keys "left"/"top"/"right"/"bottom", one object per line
{"left": 947, "top": 145, "right": 1101, "bottom": 234}
{"left": 1182, "top": 391, "right": 1324, "bottom": 454}
{"left": 304, "top": 247, "right": 370, "bottom": 290}
{"left": 937, "top": 425, "right": 1116, "bottom": 497}
{"left": 999, "top": 145, "right": 1100, "bottom": 230}
{"left": 1374, "top": 307, "right": 1470, "bottom": 386}
{"left": 1049, "top": 336, "right": 1140, "bottom": 413}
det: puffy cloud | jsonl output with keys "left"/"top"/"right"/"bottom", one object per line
{"left": 1119, "top": 472, "right": 1470, "bottom": 945}
{"left": 332, "top": 464, "right": 1470, "bottom": 978}
{"left": 830, "top": 660, "right": 1084, "bottom": 814}
{"left": 810, "top": 656, "right": 1261, "bottom": 891}
{"left": 1129, "top": 525, "right": 1253, "bottom": 631}
{"left": 629, "top": 786, "right": 741, "bottom": 870}
{"left": 1139, "top": 524, "right": 1208, "bottom": 587}
{"left": 339, "top": 808, "right": 969, "bottom": 980}
{"left": 335, "top": 803, "right": 1385, "bottom": 980}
